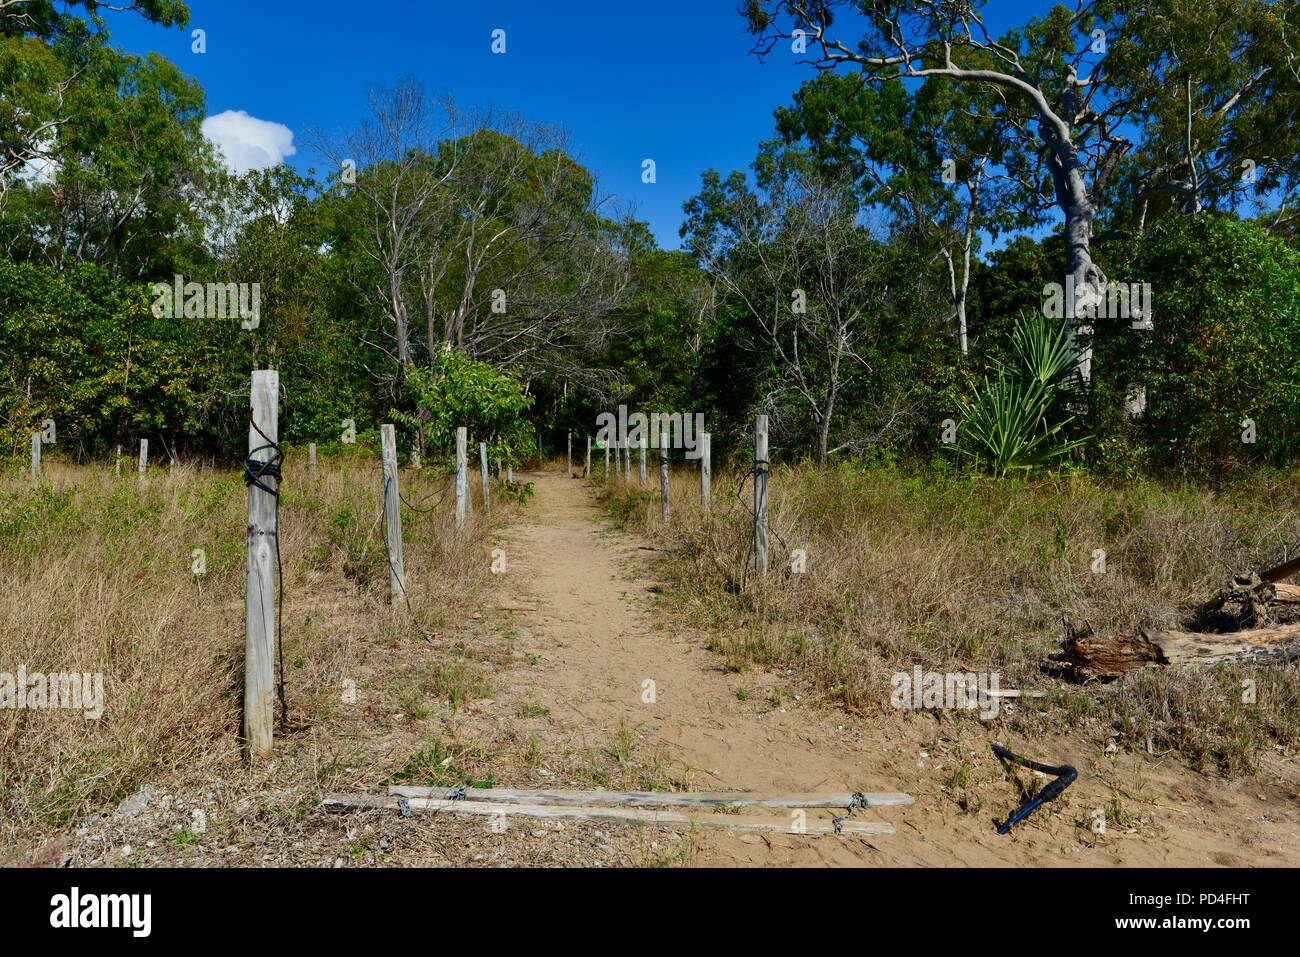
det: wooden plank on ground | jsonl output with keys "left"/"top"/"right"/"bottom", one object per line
{"left": 386, "top": 785, "right": 912, "bottom": 808}
{"left": 322, "top": 794, "right": 895, "bottom": 836}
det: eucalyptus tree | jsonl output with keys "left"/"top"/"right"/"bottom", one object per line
{"left": 744, "top": 0, "right": 1300, "bottom": 382}
{"left": 412, "top": 114, "right": 631, "bottom": 378}
{"left": 773, "top": 71, "right": 1019, "bottom": 353}
{"left": 1, "top": 1, "right": 188, "bottom": 39}
{"left": 0, "top": 0, "right": 191, "bottom": 205}
{"left": 684, "top": 157, "right": 894, "bottom": 464}
{"left": 1, "top": 36, "right": 217, "bottom": 278}
{"left": 322, "top": 78, "right": 461, "bottom": 369}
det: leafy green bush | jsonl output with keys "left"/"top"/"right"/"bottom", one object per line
{"left": 0, "top": 258, "right": 230, "bottom": 455}
{"left": 399, "top": 346, "right": 535, "bottom": 467}
{"left": 1094, "top": 215, "right": 1300, "bottom": 474}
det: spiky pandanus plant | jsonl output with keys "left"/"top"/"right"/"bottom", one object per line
{"left": 956, "top": 311, "right": 1087, "bottom": 477}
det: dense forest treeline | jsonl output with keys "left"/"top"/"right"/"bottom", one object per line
{"left": 3, "top": 0, "right": 1299, "bottom": 478}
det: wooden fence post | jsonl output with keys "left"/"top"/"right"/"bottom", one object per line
{"left": 244, "top": 370, "right": 279, "bottom": 759}
{"left": 640, "top": 435, "right": 647, "bottom": 485}
{"left": 456, "top": 427, "right": 469, "bottom": 528}
{"left": 754, "top": 415, "right": 769, "bottom": 575}
{"left": 604, "top": 441, "right": 610, "bottom": 483}
{"left": 115, "top": 444, "right": 122, "bottom": 477}
{"left": 138, "top": 438, "right": 148, "bottom": 480}
{"left": 659, "top": 429, "right": 670, "bottom": 521}
{"left": 480, "top": 441, "right": 490, "bottom": 515}
{"left": 585, "top": 435, "right": 591, "bottom": 478}
{"left": 30, "top": 432, "right": 40, "bottom": 478}
{"left": 623, "top": 440, "right": 631, "bottom": 480}
{"left": 701, "top": 432, "right": 711, "bottom": 510}
{"left": 567, "top": 432, "right": 573, "bottom": 477}
{"left": 380, "top": 424, "right": 406, "bottom": 604}
{"left": 308, "top": 442, "right": 317, "bottom": 473}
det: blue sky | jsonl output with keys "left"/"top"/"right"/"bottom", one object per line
{"left": 104, "top": 1, "right": 1054, "bottom": 249}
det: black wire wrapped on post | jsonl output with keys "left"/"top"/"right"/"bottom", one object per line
{"left": 243, "top": 418, "right": 287, "bottom": 726}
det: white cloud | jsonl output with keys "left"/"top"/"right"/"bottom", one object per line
{"left": 202, "top": 110, "right": 296, "bottom": 175}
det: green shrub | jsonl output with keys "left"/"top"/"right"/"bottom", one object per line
{"left": 399, "top": 346, "right": 535, "bottom": 468}
{"left": 1094, "top": 215, "right": 1300, "bottom": 474}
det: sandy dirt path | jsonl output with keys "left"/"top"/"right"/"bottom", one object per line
{"left": 490, "top": 468, "right": 1300, "bottom": 867}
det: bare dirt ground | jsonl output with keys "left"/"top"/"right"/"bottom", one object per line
{"left": 486, "top": 467, "right": 1300, "bottom": 867}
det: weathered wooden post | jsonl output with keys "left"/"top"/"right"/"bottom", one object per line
{"left": 244, "top": 370, "right": 279, "bottom": 759}
{"left": 380, "top": 424, "right": 406, "bottom": 604}
{"left": 754, "top": 415, "right": 769, "bottom": 575}
{"left": 507, "top": 465, "right": 513, "bottom": 483}
{"left": 30, "top": 433, "right": 40, "bottom": 478}
{"left": 701, "top": 432, "right": 711, "bottom": 511}
{"left": 308, "top": 442, "right": 317, "bottom": 473}
{"left": 659, "top": 429, "right": 670, "bottom": 521}
{"left": 604, "top": 441, "right": 610, "bottom": 483}
{"left": 138, "top": 438, "right": 148, "bottom": 480}
{"left": 585, "top": 435, "right": 591, "bottom": 478}
{"left": 115, "top": 444, "right": 122, "bottom": 476}
{"left": 567, "top": 432, "right": 573, "bottom": 477}
{"left": 479, "top": 441, "right": 490, "bottom": 515}
{"left": 456, "top": 427, "right": 469, "bottom": 528}
{"left": 640, "top": 435, "right": 647, "bottom": 485}
{"left": 623, "top": 440, "right": 631, "bottom": 481}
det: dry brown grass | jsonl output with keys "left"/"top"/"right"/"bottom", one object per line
{"left": 599, "top": 460, "right": 1300, "bottom": 773}
{"left": 0, "top": 454, "right": 502, "bottom": 859}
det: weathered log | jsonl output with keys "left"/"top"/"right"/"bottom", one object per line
{"left": 1260, "top": 553, "right": 1300, "bottom": 584}
{"left": 1191, "top": 571, "right": 1300, "bottom": 629}
{"left": 1057, "top": 619, "right": 1300, "bottom": 681}
{"left": 1272, "top": 582, "right": 1300, "bottom": 604}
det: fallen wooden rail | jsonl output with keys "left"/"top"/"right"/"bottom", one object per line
{"left": 387, "top": 785, "right": 913, "bottom": 808}
{"left": 324, "top": 795, "right": 896, "bottom": 836}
